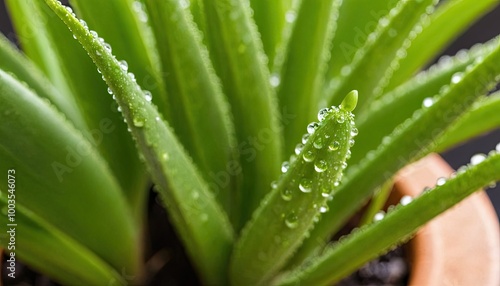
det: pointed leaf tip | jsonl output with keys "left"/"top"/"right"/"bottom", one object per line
{"left": 341, "top": 90, "right": 358, "bottom": 112}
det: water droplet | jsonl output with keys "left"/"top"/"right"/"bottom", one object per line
{"left": 271, "top": 181, "right": 278, "bottom": 189}
{"left": 117, "top": 106, "right": 122, "bottom": 112}
{"left": 303, "top": 150, "right": 315, "bottom": 162}
{"left": 422, "top": 97, "right": 434, "bottom": 108}
{"left": 351, "top": 127, "right": 358, "bottom": 136}
{"left": 314, "top": 160, "right": 328, "bottom": 173}
{"left": 285, "top": 11, "right": 297, "bottom": 23}
{"left": 155, "top": 116, "right": 160, "bottom": 121}
{"left": 285, "top": 212, "right": 298, "bottom": 228}
{"left": 336, "top": 115, "right": 345, "bottom": 123}
{"left": 400, "top": 195, "right": 412, "bottom": 206}
{"left": 436, "top": 177, "right": 447, "bottom": 186}
{"left": 90, "top": 30, "right": 98, "bottom": 38}
{"left": 329, "top": 141, "right": 340, "bottom": 151}
{"left": 334, "top": 181, "right": 340, "bottom": 187}
{"left": 299, "top": 178, "right": 312, "bottom": 193}
{"left": 144, "top": 90, "right": 153, "bottom": 102}
{"left": 133, "top": 118, "right": 144, "bottom": 127}
{"left": 470, "top": 153, "right": 487, "bottom": 165}
{"left": 281, "top": 189, "right": 292, "bottom": 201}
{"left": 295, "top": 143, "right": 304, "bottom": 155}
{"left": 341, "top": 65, "right": 351, "bottom": 76}
{"left": 119, "top": 60, "right": 129, "bottom": 71}
{"left": 307, "top": 122, "right": 319, "bottom": 134}
{"left": 451, "top": 72, "right": 463, "bottom": 84}
{"left": 317, "top": 108, "right": 331, "bottom": 121}
{"left": 349, "top": 139, "right": 355, "bottom": 147}
{"left": 313, "top": 137, "right": 323, "bottom": 149}
{"left": 321, "top": 189, "right": 330, "bottom": 198}
{"left": 281, "top": 161, "right": 290, "bottom": 173}
{"left": 129, "top": 72, "right": 136, "bottom": 81}
{"left": 65, "top": 6, "right": 73, "bottom": 13}
{"left": 489, "top": 181, "right": 497, "bottom": 189}
{"left": 302, "top": 134, "right": 310, "bottom": 144}
{"left": 319, "top": 205, "right": 329, "bottom": 213}
{"left": 496, "top": 143, "right": 500, "bottom": 152}
{"left": 104, "top": 43, "right": 112, "bottom": 52}
{"left": 373, "top": 211, "right": 385, "bottom": 222}
{"left": 162, "top": 153, "right": 169, "bottom": 160}
{"left": 270, "top": 74, "right": 281, "bottom": 87}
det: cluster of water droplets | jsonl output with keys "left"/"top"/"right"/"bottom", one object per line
{"left": 275, "top": 106, "right": 358, "bottom": 228}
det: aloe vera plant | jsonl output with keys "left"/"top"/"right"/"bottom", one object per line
{"left": 0, "top": 0, "right": 499, "bottom": 285}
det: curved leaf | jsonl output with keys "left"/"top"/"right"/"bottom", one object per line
{"left": 327, "top": 0, "right": 438, "bottom": 113}
{"left": 277, "top": 0, "right": 342, "bottom": 154}
{"left": 144, "top": 0, "right": 238, "bottom": 214}
{"left": 203, "top": 0, "right": 284, "bottom": 225}
{"left": 230, "top": 92, "right": 357, "bottom": 286}
{"left": 436, "top": 92, "right": 500, "bottom": 152}
{"left": 0, "top": 199, "right": 126, "bottom": 285}
{"left": 42, "top": 1, "right": 235, "bottom": 284}
{"left": 350, "top": 40, "right": 497, "bottom": 165}
{"left": 276, "top": 150, "right": 500, "bottom": 286}
{"left": 384, "top": 0, "right": 499, "bottom": 90}
{"left": 0, "top": 69, "right": 138, "bottom": 274}
{"left": 295, "top": 36, "right": 500, "bottom": 264}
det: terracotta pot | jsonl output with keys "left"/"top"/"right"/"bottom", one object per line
{"left": 392, "top": 153, "right": 499, "bottom": 286}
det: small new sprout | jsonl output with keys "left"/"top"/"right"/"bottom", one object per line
{"left": 340, "top": 90, "right": 359, "bottom": 112}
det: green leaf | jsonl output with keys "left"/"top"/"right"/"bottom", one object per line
{"left": 0, "top": 34, "right": 86, "bottom": 130}
{"left": 0, "top": 199, "right": 126, "bottom": 285}
{"left": 275, "top": 151, "right": 500, "bottom": 286}
{"left": 325, "top": 0, "right": 398, "bottom": 82}
{"left": 384, "top": 0, "right": 499, "bottom": 91}
{"left": 436, "top": 92, "right": 500, "bottom": 152}
{"left": 144, "top": 0, "right": 238, "bottom": 214}
{"left": 294, "top": 36, "right": 500, "bottom": 264}
{"left": 350, "top": 40, "right": 496, "bottom": 165}
{"left": 229, "top": 92, "right": 356, "bottom": 286}
{"left": 327, "top": 0, "right": 437, "bottom": 113}
{"left": 42, "top": 1, "right": 235, "bottom": 284}
{"left": 23, "top": 0, "right": 148, "bottom": 218}
{"left": 69, "top": 0, "right": 170, "bottom": 118}
{"left": 5, "top": 0, "right": 77, "bottom": 109}
{"left": 276, "top": 0, "right": 342, "bottom": 154}
{"left": 203, "top": 0, "right": 284, "bottom": 225}
{"left": 248, "top": 0, "right": 285, "bottom": 66}
{"left": 0, "top": 69, "right": 139, "bottom": 274}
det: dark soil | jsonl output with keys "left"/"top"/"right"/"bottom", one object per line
{"left": 1, "top": 189, "right": 408, "bottom": 286}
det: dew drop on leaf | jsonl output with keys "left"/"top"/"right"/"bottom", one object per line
{"left": 270, "top": 74, "right": 281, "bottom": 87}
{"left": 351, "top": 127, "right": 358, "bottom": 136}
{"left": 436, "top": 177, "right": 447, "bottom": 186}
{"left": 400, "top": 195, "right": 413, "bottom": 206}
{"left": 470, "top": 153, "right": 487, "bottom": 165}
{"left": 317, "top": 108, "right": 331, "bottom": 121}
{"left": 144, "top": 90, "right": 153, "bottom": 102}
{"left": 307, "top": 122, "right": 319, "bottom": 134}
{"left": 319, "top": 205, "right": 329, "bottom": 213}
{"left": 299, "top": 178, "right": 312, "bottom": 193}
{"left": 285, "top": 212, "right": 298, "bottom": 229}
{"left": 119, "top": 60, "right": 129, "bottom": 71}
{"left": 281, "top": 189, "right": 292, "bottom": 201}
{"left": 303, "top": 150, "right": 316, "bottom": 162}
{"left": 295, "top": 143, "right": 304, "bottom": 155}
{"left": 107, "top": 87, "right": 113, "bottom": 95}
{"left": 328, "top": 141, "right": 340, "bottom": 151}
{"left": 281, "top": 161, "right": 290, "bottom": 173}
{"left": 313, "top": 137, "right": 323, "bottom": 149}
{"left": 314, "top": 160, "right": 328, "bottom": 173}
{"left": 302, "top": 134, "right": 310, "bottom": 144}
{"left": 496, "top": 143, "right": 500, "bottom": 152}
{"left": 373, "top": 211, "right": 385, "bottom": 222}
{"left": 422, "top": 97, "right": 434, "bottom": 108}
{"left": 451, "top": 72, "right": 463, "bottom": 84}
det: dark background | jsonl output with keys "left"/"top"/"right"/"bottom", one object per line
{"left": 0, "top": 1, "right": 499, "bottom": 218}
